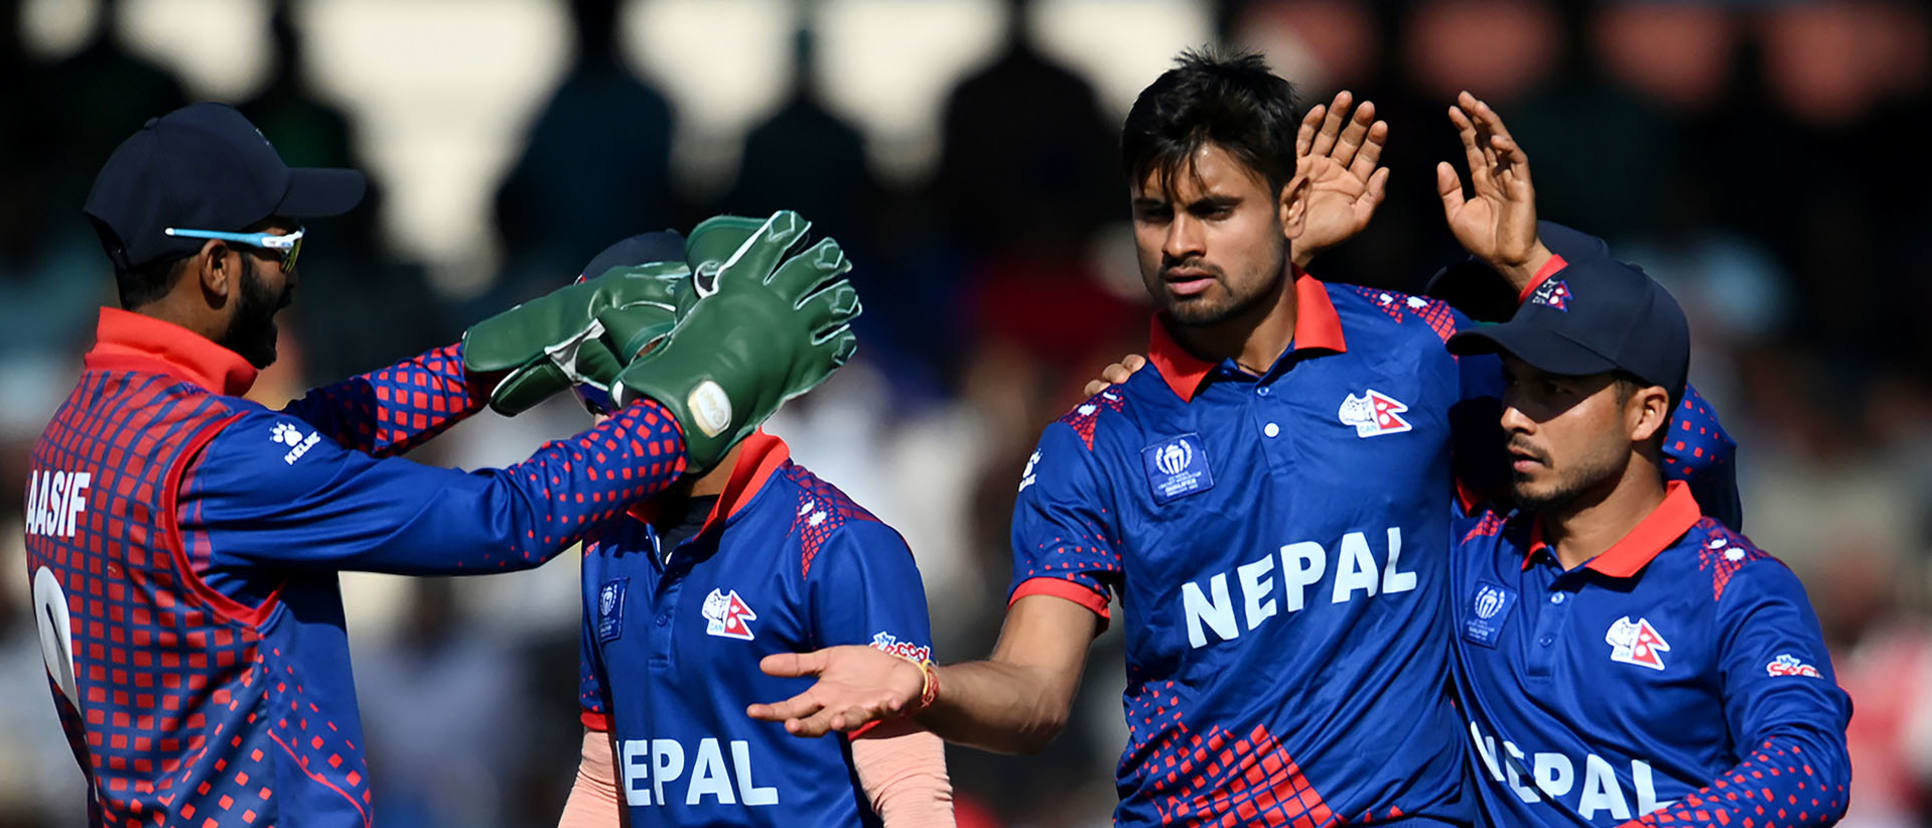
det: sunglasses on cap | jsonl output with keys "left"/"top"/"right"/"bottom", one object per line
{"left": 164, "top": 225, "right": 305, "bottom": 272}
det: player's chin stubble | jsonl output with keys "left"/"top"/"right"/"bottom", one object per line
{"left": 1161, "top": 268, "right": 1283, "bottom": 328}
{"left": 221, "top": 257, "right": 289, "bottom": 370}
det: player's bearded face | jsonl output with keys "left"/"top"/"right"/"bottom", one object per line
{"left": 219, "top": 252, "right": 294, "bottom": 369}
{"left": 1500, "top": 360, "right": 1631, "bottom": 512}
{"left": 1131, "top": 144, "right": 1289, "bottom": 327}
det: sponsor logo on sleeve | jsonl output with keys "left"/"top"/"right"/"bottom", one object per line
{"left": 1766, "top": 653, "right": 1822, "bottom": 678}
{"left": 1018, "top": 449, "right": 1040, "bottom": 493}
{"left": 869, "top": 631, "right": 932, "bottom": 663}
{"left": 271, "top": 421, "right": 321, "bottom": 465}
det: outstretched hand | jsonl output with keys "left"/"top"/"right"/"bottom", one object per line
{"left": 746, "top": 645, "right": 926, "bottom": 738}
{"left": 1291, "top": 90, "right": 1391, "bottom": 269}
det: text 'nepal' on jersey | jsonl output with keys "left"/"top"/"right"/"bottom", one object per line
{"left": 1009, "top": 273, "right": 1495, "bottom": 827}
{"left": 24, "top": 308, "right": 688, "bottom": 828}
{"left": 1451, "top": 482, "right": 1852, "bottom": 828}
{"left": 578, "top": 432, "right": 933, "bottom": 827}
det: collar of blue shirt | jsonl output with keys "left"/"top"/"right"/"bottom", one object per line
{"left": 1146, "top": 268, "right": 1349, "bottom": 403}
{"left": 625, "top": 430, "right": 791, "bottom": 535}
{"left": 1523, "top": 480, "right": 1702, "bottom": 577}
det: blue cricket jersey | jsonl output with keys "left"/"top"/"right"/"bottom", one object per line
{"left": 1012, "top": 273, "right": 1492, "bottom": 826}
{"left": 24, "top": 308, "right": 689, "bottom": 827}
{"left": 1450, "top": 481, "right": 1853, "bottom": 827}
{"left": 578, "top": 432, "right": 935, "bottom": 827}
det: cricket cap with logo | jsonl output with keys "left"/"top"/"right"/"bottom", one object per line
{"left": 1445, "top": 232, "right": 1691, "bottom": 399}
{"left": 83, "top": 102, "right": 366, "bottom": 273}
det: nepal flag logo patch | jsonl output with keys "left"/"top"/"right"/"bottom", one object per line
{"left": 1606, "top": 616, "right": 1670, "bottom": 670}
{"left": 1531, "top": 278, "right": 1572, "bottom": 311}
{"left": 702, "top": 588, "right": 758, "bottom": 641}
{"left": 1338, "top": 389, "right": 1413, "bottom": 438}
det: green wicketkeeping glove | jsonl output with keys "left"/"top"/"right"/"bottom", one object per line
{"left": 610, "top": 210, "right": 861, "bottom": 472}
{"left": 462, "top": 261, "right": 689, "bottom": 416}
{"left": 684, "top": 214, "right": 768, "bottom": 296}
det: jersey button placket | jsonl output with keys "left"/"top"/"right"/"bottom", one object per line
{"left": 1525, "top": 572, "right": 1573, "bottom": 679}
{"left": 651, "top": 578, "right": 680, "bottom": 670}
{"left": 1253, "top": 374, "right": 1294, "bottom": 470}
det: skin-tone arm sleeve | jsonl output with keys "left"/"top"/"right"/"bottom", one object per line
{"left": 852, "top": 720, "right": 955, "bottom": 827}
{"left": 557, "top": 728, "right": 625, "bottom": 828}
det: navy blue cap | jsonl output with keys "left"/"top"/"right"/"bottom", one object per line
{"left": 1425, "top": 221, "right": 1613, "bottom": 323}
{"left": 579, "top": 230, "right": 685, "bottom": 280}
{"left": 1446, "top": 251, "right": 1691, "bottom": 398}
{"left": 83, "top": 102, "right": 366, "bottom": 272}
{"left": 573, "top": 230, "right": 688, "bottom": 416}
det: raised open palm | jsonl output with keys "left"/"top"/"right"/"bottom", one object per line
{"left": 1292, "top": 90, "right": 1390, "bottom": 268}
{"left": 1437, "top": 91, "right": 1544, "bottom": 279}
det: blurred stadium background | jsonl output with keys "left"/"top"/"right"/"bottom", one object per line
{"left": 1, "top": 0, "right": 1929, "bottom": 825}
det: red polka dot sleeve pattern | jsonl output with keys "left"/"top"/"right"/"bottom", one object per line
{"left": 1621, "top": 738, "right": 1850, "bottom": 828}
{"left": 178, "top": 397, "right": 688, "bottom": 575}
{"left": 1625, "top": 536, "right": 1853, "bottom": 828}
{"left": 278, "top": 342, "right": 486, "bottom": 457}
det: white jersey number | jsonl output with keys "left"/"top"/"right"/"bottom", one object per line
{"left": 33, "top": 566, "right": 80, "bottom": 707}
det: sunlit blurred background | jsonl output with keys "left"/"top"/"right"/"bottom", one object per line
{"left": 2, "top": 0, "right": 1929, "bottom": 825}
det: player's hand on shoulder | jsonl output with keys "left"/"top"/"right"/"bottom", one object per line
{"left": 1435, "top": 91, "right": 1552, "bottom": 291}
{"left": 1291, "top": 90, "right": 1390, "bottom": 269}
{"left": 1083, "top": 353, "right": 1147, "bottom": 397}
{"left": 748, "top": 645, "right": 925, "bottom": 738}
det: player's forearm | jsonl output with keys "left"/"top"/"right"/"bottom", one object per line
{"left": 282, "top": 342, "right": 488, "bottom": 457}
{"left": 913, "top": 659, "right": 1078, "bottom": 754}
{"left": 1623, "top": 728, "right": 1850, "bottom": 828}
{"left": 254, "top": 399, "right": 688, "bottom": 576}
{"left": 852, "top": 721, "right": 955, "bottom": 827}
{"left": 558, "top": 728, "right": 625, "bottom": 828}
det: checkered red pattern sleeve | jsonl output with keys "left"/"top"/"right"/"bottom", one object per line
{"left": 180, "top": 399, "right": 686, "bottom": 575}
{"left": 278, "top": 342, "right": 485, "bottom": 457}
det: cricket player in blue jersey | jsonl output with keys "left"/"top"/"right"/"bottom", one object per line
{"left": 747, "top": 52, "right": 1738, "bottom": 827}
{"left": 549, "top": 222, "right": 955, "bottom": 827}
{"left": 1443, "top": 239, "right": 1853, "bottom": 826}
{"left": 24, "top": 102, "right": 862, "bottom": 827}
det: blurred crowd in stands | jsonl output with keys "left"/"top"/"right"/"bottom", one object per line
{"left": 2, "top": 1, "right": 1928, "bottom": 825}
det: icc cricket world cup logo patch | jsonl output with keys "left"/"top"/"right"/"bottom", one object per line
{"left": 1140, "top": 433, "right": 1214, "bottom": 505}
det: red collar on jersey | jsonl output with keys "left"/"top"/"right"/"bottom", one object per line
{"left": 84, "top": 307, "right": 258, "bottom": 397}
{"left": 627, "top": 429, "right": 791, "bottom": 535}
{"left": 1147, "top": 267, "right": 1347, "bottom": 403}
{"left": 1525, "top": 480, "right": 1703, "bottom": 577}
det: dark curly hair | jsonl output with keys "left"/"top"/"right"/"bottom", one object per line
{"left": 1120, "top": 48, "right": 1302, "bottom": 199}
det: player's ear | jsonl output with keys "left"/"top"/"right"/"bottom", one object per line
{"left": 197, "top": 239, "right": 233, "bottom": 305}
{"left": 1627, "top": 384, "right": 1671, "bottom": 445}
{"left": 1278, "top": 173, "right": 1311, "bottom": 240}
